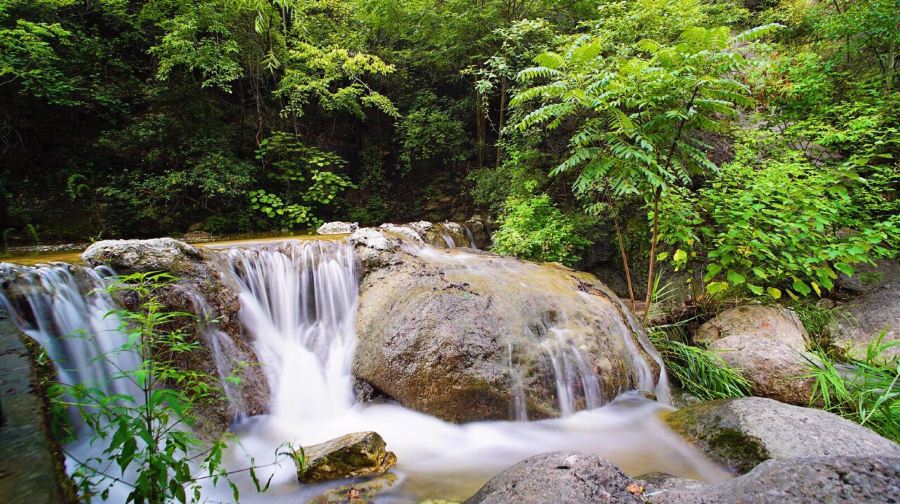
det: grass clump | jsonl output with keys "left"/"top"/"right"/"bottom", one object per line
{"left": 649, "top": 322, "right": 752, "bottom": 401}
{"left": 806, "top": 332, "right": 900, "bottom": 443}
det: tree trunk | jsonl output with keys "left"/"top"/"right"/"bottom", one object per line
{"left": 614, "top": 216, "right": 636, "bottom": 313}
{"left": 642, "top": 187, "right": 662, "bottom": 325}
{"left": 495, "top": 76, "right": 508, "bottom": 167}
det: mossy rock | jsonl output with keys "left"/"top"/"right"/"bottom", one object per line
{"left": 664, "top": 397, "right": 900, "bottom": 475}
{"left": 296, "top": 431, "right": 397, "bottom": 483}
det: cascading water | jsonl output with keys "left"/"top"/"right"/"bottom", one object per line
{"left": 219, "top": 241, "right": 358, "bottom": 422}
{"left": 0, "top": 263, "right": 140, "bottom": 403}
{"left": 0, "top": 237, "right": 728, "bottom": 503}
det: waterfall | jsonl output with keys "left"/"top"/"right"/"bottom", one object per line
{"left": 219, "top": 240, "right": 358, "bottom": 422}
{"left": 0, "top": 264, "right": 140, "bottom": 401}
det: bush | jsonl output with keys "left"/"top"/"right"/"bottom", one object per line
{"left": 491, "top": 194, "right": 589, "bottom": 266}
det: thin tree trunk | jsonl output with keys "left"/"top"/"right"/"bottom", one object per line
{"left": 495, "top": 76, "right": 508, "bottom": 166}
{"left": 614, "top": 216, "right": 636, "bottom": 313}
{"left": 642, "top": 187, "right": 662, "bottom": 324}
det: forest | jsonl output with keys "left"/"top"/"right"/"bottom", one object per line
{"left": 0, "top": 0, "right": 898, "bottom": 503}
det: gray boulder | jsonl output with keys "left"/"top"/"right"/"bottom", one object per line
{"left": 830, "top": 262, "right": 899, "bottom": 363}
{"left": 353, "top": 234, "right": 664, "bottom": 422}
{"left": 82, "top": 238, "right": 205, "bottom": 276}
{"left": 696, "top": 305, "right": 816, "bottom": 404}
{"left": 695, "top": 305, "right": 809, "bottom": 350}
{"left": 652, "top": 456, "right": 900, "bottom": 504}
{"left": 463, "top": 452, "right": 645, "bottom": 504}
{"left": 317, "top": 221, "right": 359, "bottom": 235}
{"left": 708, "top": 336, "right": 818, "bottom": 405}
{"left": 664, "top": 397, "right": 900, "bottom": 474}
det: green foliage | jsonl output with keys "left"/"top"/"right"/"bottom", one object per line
{"left": 50, "top": 272, "right": 282, "bottom": 503}
{"left": 491, "top": 193, "right": 588, "bottom": 266}
{"left": 398, "top": 91, "right": 468, "bottom": 174}
{"left": 658, "top": 131, "right": 898, "bottom": 300}
{"left": 250, "top": 132, "right": 354, "bottom": 229}
{"left": 649, "top": 324, "right": 752, "bottom": 401}
{"left": 806, "top": 332, "right": 900, "bottom": 442}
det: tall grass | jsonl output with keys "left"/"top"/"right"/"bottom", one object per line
{"left": 649, "top": 322, "right": 752, "bottom": 401}
{"left": 806, "top": 331, "right": 900, "bottom": 442}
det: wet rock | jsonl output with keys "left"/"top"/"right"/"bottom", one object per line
{"left": 836, "top": 259, "right": 900, "bottom": 294}
{"left": 82, "top": 238, "right": 270, "bottom": 436}
{"left": 318, "top": 221, "right": 359, "bottom": 235}
{"left": 638, "top": 472, "right": 707, "bottom": 497}
{"left": 353, "top": 239, "right": 663, "bottom": 422}
{"left": 708, "top": 336, "right": 817, "bottom": 405}
{"left": 463, "top": 452, "right": 645, "bottom": 504}
{"left": 651, "top": 456, "right": 900, "bottom": 504}
{"left": 82, "top": 238, "right": 205, "bottom": 276}
{"left": 296, "top": 431, "right": 397, "bottom": 483}
{"left": 694, "top": 305, "right": 809, "bottom": 351}
{"left": 830, "top": 263, "right": 899, "bottom": 363}
{"left": 664, "top": 397, "right": 900, "bottom": 474}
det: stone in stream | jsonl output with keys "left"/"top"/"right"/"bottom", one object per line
{"left": 317, "top": 221, "right": 359, "bottom": 234}
{"left": 650, "top": 456, "right": 900, "bottom": 504}
{"left": 463, "top": 452, "right": 646, "bottom": 504}
{"left": 295, "top": 431, "right": 397, "bottom": 483}
{"left": 695, "top": 305, "right": 818, "bottom": 405}
{"left": 664, "top": 397, "right": 900, "bottom": 474}
{"left": 351, "top": 227, "right": 664, "bottom": 422}
{"left": 308, "top": 473, "right": 399, "bottom": 503}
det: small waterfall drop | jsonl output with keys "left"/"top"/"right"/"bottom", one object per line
{"left": 220, "top": 241, "right": 358, "bottom": 422}
{"left": 0, "top": 263, "right": 140, "bottom": 401}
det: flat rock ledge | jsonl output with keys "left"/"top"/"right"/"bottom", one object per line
{"left": 295, "top": 431, "right": 397, "bottom": 483}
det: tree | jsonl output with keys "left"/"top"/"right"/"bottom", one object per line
{"left": 512, "top": 18, "right": 781, "bottom": 321}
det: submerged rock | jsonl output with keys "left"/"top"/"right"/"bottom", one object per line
{"left": 318, "top": 221, "right": 359, "bottom": 235}
{"left": 308, "top": 473, "right": 399, "bottom": 503}
{"left": 652, "top": 456, "right": 900, "bottom": 504}
{"left": 296, "top": 431, "right": 397, "bottom": 483}
{"left": 463, "top": 452, "right": 645, "bottom": 504}
{"left": 664, "top": 397, "right": 900, "bottom": 474}
{"left": 353, "top": 229, "right": 664, "bottom": 422}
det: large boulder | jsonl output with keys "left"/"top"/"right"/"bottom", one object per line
{"left": 81, "top": 238, "right": 205, "bottom": 276}
{"left": 694, "top": 305, "right": 809, "bottom": 350}
{"left": 352, "top": 229, "right": 665, "bottom": 422}
{"left": 830, "top": 261, "right": 899, "bottom": 362}
{"left": 651, "top": 456, "right": 900, "bottom": 504}
{"left": 696, "top": 305, "right": 815, "bottom": 404}
{"left": 664, "top": 397, "right": 900, "bottom": 474}
{"left": 295, "top": 431, "right": 397, "bottom": 483}
{"left": 708, "top": 336, "right": 817, "bottom": 405}
{"left": 463, "top": 452, "right": 645, "bottom": 504}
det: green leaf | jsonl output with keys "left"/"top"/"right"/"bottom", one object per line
{"left": 767, "top": 287, "right": 782, "bottom": 299}
{"left": 834, "top": 262, "right": 854, "bottom": 277}
{"left": 747, "top": 284, "right": 764, "bottom": 296}
{"left": 727, "top": 270, "right": 746, "bottom": 285}
{"left": 704, "top": 264, "right": 723, "bottom": 282}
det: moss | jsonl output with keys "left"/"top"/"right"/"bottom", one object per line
{"left": 663, "top": 405, "right": 770, "bottom": 474}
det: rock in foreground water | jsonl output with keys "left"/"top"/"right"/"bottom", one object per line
{"left": 463, "top": 452, "right": 645, "bottom": 504}
{"left": 296, "top": 431, "right": 397, "bottom": 483}
{"left": 664, "top": 397, "right": 900, "bottom": 474}
{"left": 317, "top": 221, "right": 359, "bottom": 234}
{"left": 652, "top": 456, "right": 900, "bottom": 504}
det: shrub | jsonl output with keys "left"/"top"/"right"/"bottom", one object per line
{"left": 491, "top": 194, "right": 588, "bottom": 266}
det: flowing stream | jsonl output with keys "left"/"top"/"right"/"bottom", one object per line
{"left": 0, "top": 238, "right": 728, "bottom": 503}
